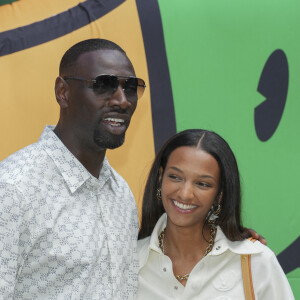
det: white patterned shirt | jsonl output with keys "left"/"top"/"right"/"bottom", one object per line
{"left": 0, "top": 125, "right": 139, "bottom": 300}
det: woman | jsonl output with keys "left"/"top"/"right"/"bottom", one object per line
{"left": 138, "top": 129, "right": 294, "bottom": 299}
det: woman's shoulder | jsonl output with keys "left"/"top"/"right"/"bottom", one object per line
{"left": 216, "top": 228, "right": 270, "bottom": 256}
{"left": 246, "top": 240, "right": 280, "bottom": 267}
{"left": 233, "top": 238, "right": 282, "bottom": 271}
{"left": 244, "top": 239, "right": 295, "bottom": 299}
{"left": 243, "top": 238, "right": 276, "bottom": 258}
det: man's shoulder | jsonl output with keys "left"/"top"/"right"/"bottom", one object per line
{"left": 109, "top": 166, "right": 126, "bottom": 183}
{"left": 0, "top": 141, "right": 46, "bottom": 183}
{"left": 0, "top": 141, "right": 41, "bottom": 165}
{"left": 106, "top": 161, "right": 132, "bottom": 192}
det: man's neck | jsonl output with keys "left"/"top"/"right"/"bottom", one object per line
{"left": 53, "top": 125, "right": 106, "bottom": 178}
{"left": 75, "top": 149, "right": 106, "bottom": 178}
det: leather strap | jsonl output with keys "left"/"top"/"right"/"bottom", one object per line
{"left": 241, "top": 254, "right": 255, "bottom": 300}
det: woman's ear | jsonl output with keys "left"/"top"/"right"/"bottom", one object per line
{"left": 218, "top": 191, "right": 223, "bottom": 204}
{"left": 55, "top": 76, "right": 69, "bottom": 109}
{"left": 158, "top": 167, "right": 163, "bottom": 185}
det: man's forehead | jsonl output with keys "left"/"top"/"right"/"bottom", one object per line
{"left": 77, "top": 49, "right": 133, "bottom": 70}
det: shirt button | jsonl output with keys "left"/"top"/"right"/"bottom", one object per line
{"left": 90, "top": 191, "right": 94, "bottom": 197}
{"left": 174, "top": 286, "right": 178, "bottom": 290}
{"left": 163, "top": 268, "right": 167, "bottom": 272}
{"left": 216, "top": 246, "right": 221, "bottom": 250}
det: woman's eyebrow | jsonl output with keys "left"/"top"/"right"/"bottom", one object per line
{"left": 197, "top": 175, "right": 215, "bottom": 179}
{"left": 168, "top": 167, "right": 215, "bottom": 180}
{"left": 168, "top": 166, "right": 183, "bottom": 173}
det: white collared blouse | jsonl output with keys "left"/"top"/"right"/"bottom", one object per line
{"left": 0, "top": 126, "right": 139, "bottom": 300}
{"left": 138, "top": 213, "right": 294, "bottom": 300}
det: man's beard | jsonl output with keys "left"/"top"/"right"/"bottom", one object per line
{"left": 93, "top": 129, "right": 125, "bottom": 149}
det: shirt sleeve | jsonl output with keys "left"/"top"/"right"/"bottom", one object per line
{"left": 0, "top": 182, "right": 23, "bottom": 299}
{"left": 252, "top": 245, "right": 295, "bottom": 300}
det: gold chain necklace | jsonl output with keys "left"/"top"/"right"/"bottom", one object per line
{"left": 158, "top": 225, "right": 216, "bottom": 281}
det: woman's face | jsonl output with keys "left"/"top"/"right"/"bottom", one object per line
{"left": 160, "top": 146, "right": 221, "bottom": 230}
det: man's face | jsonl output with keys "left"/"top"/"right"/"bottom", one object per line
{"left": 63, "top": 49, "right": 138, "bottom": 151}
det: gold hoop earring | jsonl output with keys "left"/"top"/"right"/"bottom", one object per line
{"left": 156, "top": 188, "right": 162, "bottom": 201}
{"left": 212, "top": 203, "right": 221, "bottom": 216}
{"left": 207, "top": 203, "right": 221, "bottom": 225}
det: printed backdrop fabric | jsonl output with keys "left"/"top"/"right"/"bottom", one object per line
{"left": 0, "top": 0, "right": 299, "bottom": 297}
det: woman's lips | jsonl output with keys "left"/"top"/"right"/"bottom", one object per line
{"left": 171, "top": 199, "right": 197, "bottom": 214}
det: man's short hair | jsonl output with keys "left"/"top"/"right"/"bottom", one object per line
{"left": 59, "top": 38, "right": 126, "bottom": 75}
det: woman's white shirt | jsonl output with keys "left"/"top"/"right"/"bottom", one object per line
{"left": 138, "top": 213, "right": 294, "bottom": 300}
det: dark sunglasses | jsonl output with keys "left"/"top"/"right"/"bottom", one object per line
{"left": 63, "top": 74, "right": 146, "bottom": 101}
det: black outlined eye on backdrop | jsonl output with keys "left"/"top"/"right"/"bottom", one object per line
{"left": 255, "top": 49, "right": 289, "bottom": 142}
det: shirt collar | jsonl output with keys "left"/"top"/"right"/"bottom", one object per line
{"left": 149, "top": 213, "right": 168, "bottom": 253}
{"left": 39, "top": 125, "right": 112, "bottom": 193}
{"left": 210, "top": 226, "right": 262, "bottom": 256}
{"left": 138, "top": 213, "right": 167, "bottom": 270}
{"left": 147, "top": 213, "right": 262, "bottom": 255}
{"left": 139, "top": 213, "right": 262, "bottom": 269}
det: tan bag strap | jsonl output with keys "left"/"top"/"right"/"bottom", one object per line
{"left": 241, "top": 254, "right": 255, "bottom": 300}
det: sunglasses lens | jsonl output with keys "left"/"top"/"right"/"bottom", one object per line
{"left": 92, "top": 75, "right": 145, "bottom": 100}
{"left": 124, "top": 78, "right": 138, "bottom": 101}
{"left": 124, "top": 78, "right": 145, "bottom": 101}
{"left": 137, "top": 78, "right": 145, "bottom": 100}
{"left": 93, "top": 75, "right": 118, "bottom": 95}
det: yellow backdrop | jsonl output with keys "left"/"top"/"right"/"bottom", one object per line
{"left": 0, "top": 0, "right": 155, "bottom": 214}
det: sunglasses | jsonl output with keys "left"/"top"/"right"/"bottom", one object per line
{"left": 63, "top": 74, "right": 146, "bottom": 102}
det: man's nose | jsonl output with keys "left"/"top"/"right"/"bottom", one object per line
{"left": 108, "top": 85, "right": 131, "bottom": 109}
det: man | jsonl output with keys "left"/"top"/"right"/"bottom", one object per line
{"left": 0, "top": 39, "right": 146, "bottom": 299}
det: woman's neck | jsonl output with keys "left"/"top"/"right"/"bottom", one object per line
{"left": 161, "top": 220, "right": 215, "bottom": 287}
{"left": 163, "top": 221, "right": 211, "bottom": 260}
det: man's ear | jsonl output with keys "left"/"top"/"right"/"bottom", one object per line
{"left": 55, "top": 76, "right": 69, "bottom": 109}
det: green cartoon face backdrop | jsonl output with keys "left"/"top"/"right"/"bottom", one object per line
{"left": 0, "top": 0, "right": 299, "bottom": 297}
{"left": 157, "top": 0, "right": 300, "bottom": 295}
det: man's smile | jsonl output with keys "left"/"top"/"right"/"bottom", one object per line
{"left": 103, "top": 117, "right": 125, "bottom": 127}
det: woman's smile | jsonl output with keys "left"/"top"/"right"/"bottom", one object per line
{"left": 171, "top": 199, "right": 198, "bottom": 213}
